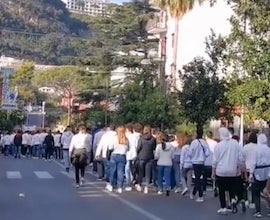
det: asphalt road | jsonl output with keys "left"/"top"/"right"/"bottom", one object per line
{"left": 0, "top": 156, "right": 268, "bottom": 220}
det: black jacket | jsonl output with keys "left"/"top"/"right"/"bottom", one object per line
{"left": 137, "top": 135, "right": 156, "bottom": 161}
{"left": 44, "top": 135, "right": 54, "bottom": 148}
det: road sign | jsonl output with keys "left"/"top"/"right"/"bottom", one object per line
{"left": 0, "top": 67, "right": 18, "bottom": 110}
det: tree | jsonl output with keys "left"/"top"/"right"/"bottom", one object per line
{"left": 179, "top": 57, "right": 226, "bottom": 133}
{"left": 34, "top": 66, "right": 86, "bottom": 125}
{"left": 10, "top": 61, "right": 39, "bottom": 105}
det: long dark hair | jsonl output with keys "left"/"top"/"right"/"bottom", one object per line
{"left": 157, "top": 132, "right": 166, "bottom": 150}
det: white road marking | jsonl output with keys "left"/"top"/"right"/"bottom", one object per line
{"left": 78, "top": 190, "right": 101, "bottom": 194}
{"left": 79, "top": 194, "right": 103, "bottom": 198}
{"left": 34, "top": 171, "right": 54, "bottom": 179}
{"left": 7, "top": 171, "right": 22, "bottom": 179}
{"left": 53, "top": 160, "right": 164, "bottom": 220}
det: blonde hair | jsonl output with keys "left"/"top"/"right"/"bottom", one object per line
{"left": 143, "top": 125, "right": 151, "bottom": 135}
{"left": 176, "top": 132, "right": 187, "bottom": 147}
{"left": 117, "top": 126, "right": 128, "bottom": 145}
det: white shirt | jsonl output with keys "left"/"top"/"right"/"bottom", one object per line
{"left": 39, "top": 132, "right": 47, "bottom": 144}
{"left": 110, "top": 135, "right": 129, "bottom": 155}
{"left": 2, "top": 135, "right": 11, "bottom": 145}
{"left": 93, "top": 130, "right": 106, "bottom": 154}
{"left": 95, "top": 130, "right": 117, "bottom": 159}
{"left": 212, "top": 139, "right": 243, "bottom": 177}
{"left": 126, "top": 132, "right": 139, "bottom": 160}
{"left": 53, "top": 133, "right": 61, "bottom": 147}
{"left": 189, "top": 139, "right": 210, "bottom": 164}
{"left": 155, "top": 143, "right": 174, "bottom": 166}
{"left": 9, "top": 133, "right": 16, "bottom": 145}
{"left": 61, "top": 131, "right": 74, "bottom": 149}
{"left": 69, "top": 133, "right": 92, "bottom": 157}
{"left": 204, "top": 138, "right": 218, "bottom": 166}
{"left": 180, "top": 144, "right": 192, "bottom": 169}
{"left": 31, "top": 133, "right": 41, "bottom": 146}
{"left": 242, "top": 142, "right": 257, "bottom": 172}
{"left": 22, "top": 133, "right": 31, "bottom": 145}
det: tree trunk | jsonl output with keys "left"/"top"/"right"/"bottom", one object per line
{"left": 172, "top": 17, "right": 179, "bottom": 91}
{"left": 196, "top": 122, "right": 204, "bottom": 135}
{"left": 67, "top": 95, "right": 72, "bottom": 126}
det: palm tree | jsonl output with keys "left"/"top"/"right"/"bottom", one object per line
{"left": 152, "top": 0, "right": 207, "bottom": 89}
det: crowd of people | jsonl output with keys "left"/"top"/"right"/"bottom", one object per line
{"left": 1, "top": 123, "right": 270, "bottom": 218}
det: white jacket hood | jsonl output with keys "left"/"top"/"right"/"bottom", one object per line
{"left": 258, "top": 134, "right": 267, "bottom": 145}
{"left": 219, "top": 127, "right": 231, "bottom": 140}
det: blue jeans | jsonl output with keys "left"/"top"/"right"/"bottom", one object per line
{"left": 104, "top": 160, "right": 111, "bottom": 182}
{"left": 125, "top": 160, "right": 133, "bottom": 186}
{"left": 157, "top": 165, "right": 172, "bottom": 191}
{"left": 173, "top": 161, "right": 181, "bottom": 188}
{"left": 13, "top": 145, "right": 21, "bottom": 158}
{"left": 38, "top": 145, "right": 44, "bottom": 158}
{"left": 63, "top": 150, "right": 70, "bottom": 169}
{"left": 4, "top": 145, "right": 10, "bottom": 156}
{"left": 110, "top": 154, "right": 126, "bottom": 188}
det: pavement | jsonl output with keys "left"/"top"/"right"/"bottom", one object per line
{"left": 0, "top": 156, "right": 268, "bottom": 220}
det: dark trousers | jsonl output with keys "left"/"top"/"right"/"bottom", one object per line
{"left": 203, "top": 166, "right": 212, "bottom": 191}
{"left": 21, "top": 145, "right": 27, "bottom": 155}
{"left": 54, "top": 147, "right": 61, "bottom": 159}
{"left": 45, "top": 147, "right": 53, "bottom": 159}
{"left": 97, "top": 160, "right": 104, "bottom": 178}
{"left": 93, "top": 160, "right": 98, "bottom": 172}
{"left": 216, "top": 176, "right": 238, "bottom": 208}
{"left": 193, "top": 164, "right": 205, "bottom": 197}
{"left": 75, "top": 163, "right": 86, "bottom": 184}
{"left": 137, "top": 160, "right": 153, "bottom": 186}
{"left": 252, "top": 179, "right": 267, "bottom": 213}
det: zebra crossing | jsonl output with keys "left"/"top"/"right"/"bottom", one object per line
{"left": 3, "top": 171, "right": 56, "bottom": 179}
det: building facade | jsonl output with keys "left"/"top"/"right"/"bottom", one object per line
{"left": 148, "top": 0, "right": 232, "bottom": 90}
{"left": 61, "top": 0, "right": 109, "bottom": 16}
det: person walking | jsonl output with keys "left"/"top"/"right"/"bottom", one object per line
{"left": 31, "top": 130, "right": 41, "bottom": 158}
{"left": 155, "top": 132, "right": 174, "bottom": 196}
{"left": 61, "top": 126, "right": 74, "bottom": 172}
{"left": 124, "top": 123, "right": 138, "bottom": 191}
{"left": 53, "top": 131, "right": 62, "bottom": 160}
{"left": 107, "top": 126, "right": 129, "bottom": 193}
{"left": 204, "top": 131, "right": 217, "bottom": 192}
{"left": 69, "top": 125, "right": 91, "bottom": 188}
{"left": 13, "top": 130, "right": 23, "bottom": 159}
{"left": 2, "top": 131, "right": 11, "bottom": 157}
{"left": 189, "top": 129, "right": 210, "bottom": 202}
{"left": 44, "top": 130, "right": 55, "bottom": 161}
{"left": 249, "top": 134, "right": 270, "bottom": 218}
{"left": 212, "top": 127, "right": 245, "bottom": 215}
{"left": 180, "top": 135, "right": 193, "bottom": 196}
{"left": 135, "top": 125, "right": 156, "bottom": 194}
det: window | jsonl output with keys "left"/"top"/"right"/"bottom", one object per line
{"left": 171, "top": 33, "right": 175, "bottom": 48}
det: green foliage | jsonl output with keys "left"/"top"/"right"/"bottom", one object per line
{"left": 0, "top": 110, "right": 25, "bottom": 130}
{"left": 10, "top": 61, "right": 42, "bottom": 104}
{"left": 176, "top": 122, "right": 196, "bottom": 136}
{"left": 179, "top": 57, "right": 226, "bottom": 131}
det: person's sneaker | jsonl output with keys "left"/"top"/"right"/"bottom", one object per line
{"left": 157, "top": 191, "right": 163, "bottom": 195}
{"left": 144, "top": 186, "right": 148, "bottom": 194}
{"left": 135, "top": 184, "right": 142, "bottom": 192}
{"left": 181, "top": 187, "right": 188, "bottom": 196}
{"left": 217, "top": 208, "right": 227, "bottom": 215}
{"left": 125, "top": 187, "right": 132, "bottom": 192}
{"left": 254, "top": 212, "right": 262, "bottom": 218}
{"left": 80, "top": 178, "right": 85, "bottom": 186}
{"left": 76, "top": 184, "right": 80, "bottom": 188}
{"left": 117, "top": 188, "right": 123, "bottom": 194}
{"left": 190, "top": 194, "right": 194, "bottom": 200}
{"left": 232, "top": 199, "right": 238, "bottom": 213}
{"left": 196, "top": 197, "right": 204, "bottom": 202}
{"left": 106, "top": 184, "right": 113, "bottom": 192}
{"left": 267, "top": 212, "right": 270, "bottom": 217}
{"left": 175, "top": 187, "right": 181, "bottom": 193}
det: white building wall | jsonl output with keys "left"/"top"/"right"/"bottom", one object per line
{"left": 164, "top": 0, "right": 232, "bottom": 85}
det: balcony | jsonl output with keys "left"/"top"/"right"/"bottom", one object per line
{"left": 147, "top": 20, "right": 167, "bottom": 35}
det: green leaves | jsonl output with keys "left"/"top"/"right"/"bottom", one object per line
{"left": 179, "top": 57, "right": 226, "bottom": 127}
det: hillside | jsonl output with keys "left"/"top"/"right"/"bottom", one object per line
{"left": 0, "top": 0, "right": 88, "bottom": 34}
{"left": 0, "top": 0, "right": 94, "bottom": 65}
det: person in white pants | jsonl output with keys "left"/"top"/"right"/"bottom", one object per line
{"left": 61, "top": 126, "right": 74, "bottom": 172}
